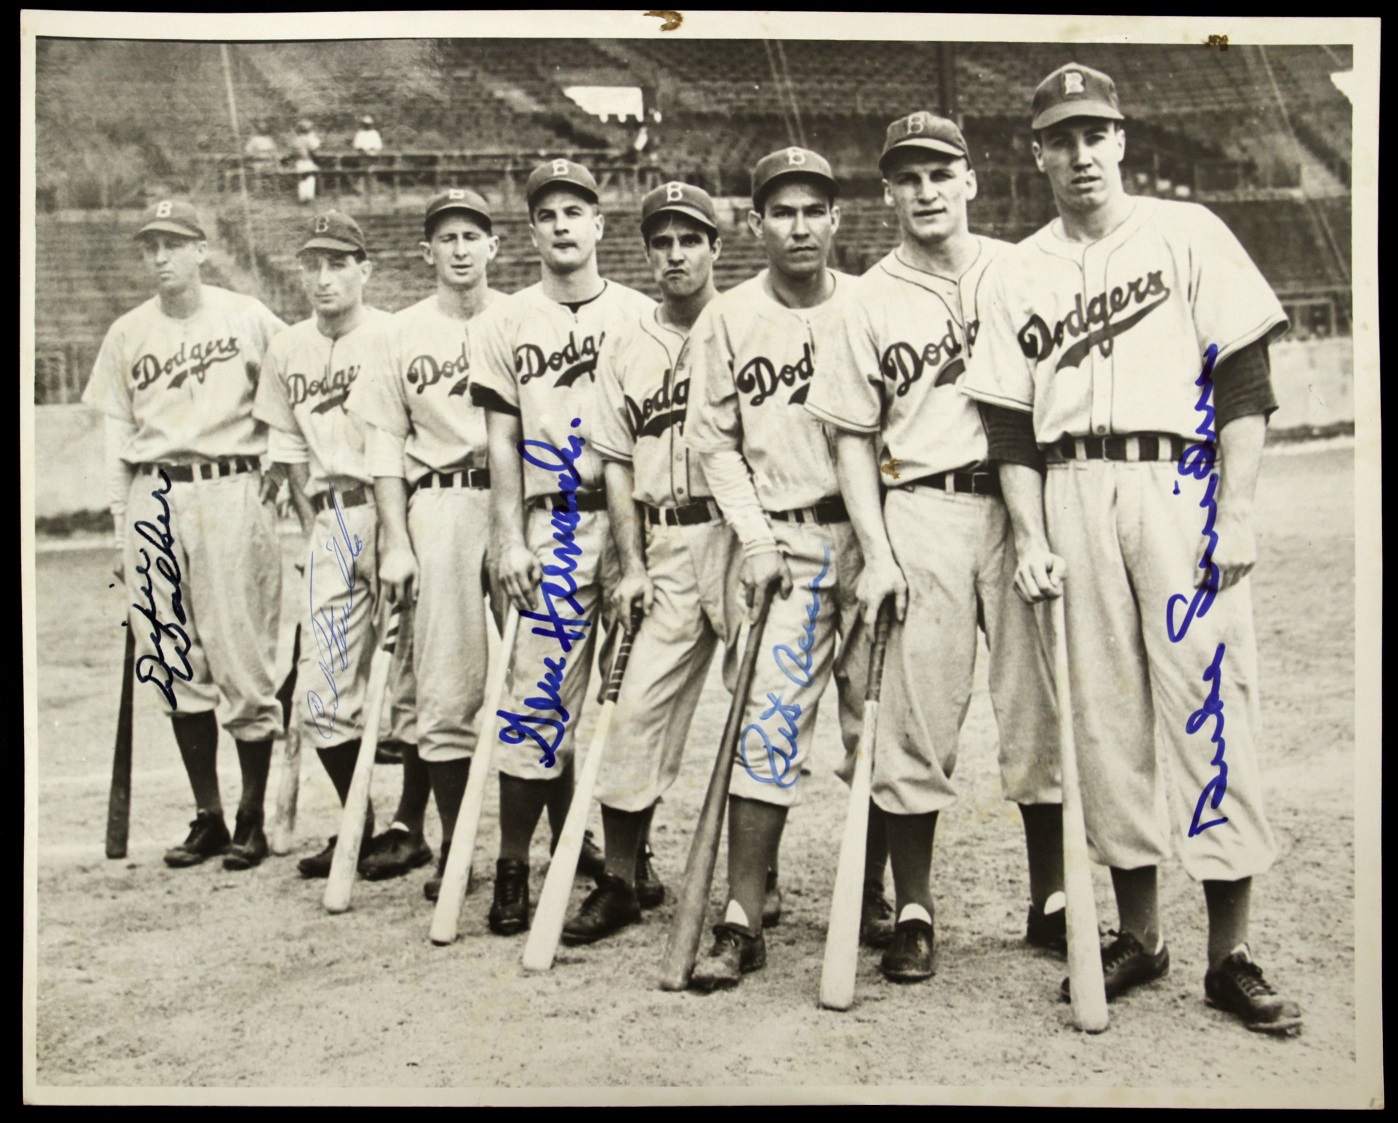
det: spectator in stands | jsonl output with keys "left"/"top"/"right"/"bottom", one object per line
{"left": 245, "top": 122, "right": 279, "bottom": 168}
{"left": 293, "top": 119, "right": 321, "bottom": 205}
{"left": 352, "top": 115, "right": 384, "bottom": 157}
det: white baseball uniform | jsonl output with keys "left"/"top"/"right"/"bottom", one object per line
{"left": 683, "top": 269, "right": 867, "bottom": 809}
{"left": 962, "top": 195, "right": 1287, "bottom": 881}
{"left": 805, "top": 240, "right": 1061, "bottom": 816}
{"left": 348, "top": 291, "right": 505, "bottom": 764}
{"left": 84, "top": 286, "right": 286, "bottom": 738}
{"left": 590, "top": 307, "right": 743, "bottom": 813}
{"left": 469, "top": 280, "right": 655, "bottom": 780}
{"left": 254, "top": 307, "right": 416, "bottom": 751}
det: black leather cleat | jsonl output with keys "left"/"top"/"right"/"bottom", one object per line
{"left": 487, "top": 858, "right": 531, "bottom": 935}
{"left": 222, "top": 812, "right": 268, "bottom": 871}
{"left": 164, "top": 811, "right": 231, "bottom": 868}
{"left": 860, "top": 881, "right": 897, "bottom": 949}
{"left": 1204, "top": 948, "right": 1304, "bottom": 1035}
{"left": 561, "top": 874, "right": 643, "bottom": 945}
{"left": 634, "top": 844, "right": 665, "bottom": 910}
{"left": 880, "top": 917, "right": 936, "bottom": 983}
{"left": 1061, "top": 930, "right": 1170, "bottom": 1003}
{"left": 361, "top": 828, "right": 433, "bottom": 881}
{"left": 1025, "top": 900, "right": 1069, "bottom": 953}
{"left": 689, "top": 922, "right": 767, "bottom": 992}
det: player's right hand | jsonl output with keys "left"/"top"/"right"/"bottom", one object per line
{"left": 1013, "top": 548, "right": 1067, "bottom": 604}
{"left": 496, "top": 542, "right": 543, "bottom": 613}
{"left": 379, "top": 546, "right": 419, "bottom": 605}
{"left": 741, "top": 549, "right": 793, "bottom": 622}
{"left": 855, "top": 555, "right": 908, "bottom": 626}
{"left": 611, "top": 568, "right": 655, "bottom": 619}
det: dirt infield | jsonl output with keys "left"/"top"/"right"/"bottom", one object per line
{"left": 28, "top": 442, "right": 1361, "bottom": 1103}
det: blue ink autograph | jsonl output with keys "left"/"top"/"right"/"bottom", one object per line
{"left": 738, "top": 545, "right": 830, "bottom": 788}
{"left": 496, "top": 418, "right": 591, "bottom": 768}
{"left": 1167, "top": 345, "right": 1230, "bottom": 833}
{"left": 131, "top": 468, "right": 194, "bottom": 707}
{"left": 306, "top": 483, "right": 364, "bottom": 739}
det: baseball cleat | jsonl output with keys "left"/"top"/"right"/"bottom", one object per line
{"left": 561, "top": 874, "right": 643, "bottom": 945}
{"left": 578, "top": 830, "right": 607, "bottom": 884}
{"left": 689, "top": 923, "right": 766, "bottom": 992}
{"left": 222, "top": 812, "right": 268, "bottom": 870}
{"left": 860, "top": 881, "right": 897, "bottom": 949}
{"left": 762, "top": 869, "right": 782, "bottom": 929}
{"left": 163, "top": 811, "right": 231, "bottom": 868}
{"left": 487, "top": 858, "right": 531, "bottom": 935}
{"left": 423, "top": 841, "right": 477, "bottom": 901}
{"left": 1204, "top": 948, "right": 1304, "bottom": 1035}
{"left": 1025, "top": 899, "right": 1069, "bottom": 953}
{"left": 296, "top": 830, "right": 373, "bottom": 880}
{"left": 634, "top": 844, "right": 665, "bottom": 909}
{"left": 879, "top": 917, "right": 936, "bottom": 983}
{"left": 360, "top": 827, "right": 433, "bottom": 881}
{"left": 1061, "top": 929, "right": 1169, "bottom": 1003}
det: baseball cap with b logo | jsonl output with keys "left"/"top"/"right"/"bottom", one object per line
{"left": 640, "top": 181, "right": 718, "bottom": 237}
{"left": 750, "top": 146, "right": 839, "bottom": 211}
{"left": 135, "top": 199, "right": 205, "bottom": 241}
{"left": 1031, "top": 63, "right": 1125, "bottom": 130}
{"left": 424, "top": 187, "right": 494, "bottom": 236}
{"left": 299, "top": 211, "right": 368, "bottom": 255}
{"left": 878, "top": 112, "right": 970, "bottom": 174}
{"left": 525, "top": 159, "right": 599, "bottom": 210}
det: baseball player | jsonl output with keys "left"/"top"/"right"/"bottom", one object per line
{"left": 805, "top": 112, "right": 1068, "bottom": 985}
{"left": 962, "top": 63, "right": 1302, "bottom": 1034}
{"left": 555, "top": 182, "right": 737, "bottom": 945}
{"left": 348, "top": 189, "right": 505, "bottom": 901}
{"left": 680, "top": 148, "right": 894, "bottom": 992}
{"left": 83, "top": 199, "right": 286, "bottom": 870}
{"left": 253, "top": 210, "right": 421, "bottom": 881}
{"left": 469, "top": 159, "right": 655, "bottom": 936}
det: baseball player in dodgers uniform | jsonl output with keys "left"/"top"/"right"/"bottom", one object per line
{"left": 84, "top": 199, "right": 286, "bottom": 871}
{"left": 254, "top": 211, "right": 420, "bottom": 881}
{"left": 556, "top": 182, "right": 739, "bottom": 946}
{"left": 469, "top": 159, "right": 655, "bottom": 936}
{"left": 805, "top": 112, "right": 1066, "bottom": 985}
{"left": 962, "top": 63, "right": 1302, "bottom": 1034}
{"left": 349, "top": 189, "right": 504, "bottom": 902}
{"left": 682, "top": 148, "right": 895, "bottom": 992}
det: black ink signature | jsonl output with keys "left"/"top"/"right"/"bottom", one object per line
{"left": 131, "top": 469, "right": 195, "bottom": 707}
{"left": 306, "top": 483, "right": 365, "bottom": 739}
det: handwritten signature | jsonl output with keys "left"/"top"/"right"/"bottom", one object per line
{"left": 306, "top": 484, "right": 364, "bottom": 739}
{"left": 738, "top": 545, "right": 830, "bottom": 788}
{"left": 496, "top": 419, "right": 590, "bottom": 768}
{"left": 131, "top": 469, "right": 195, "bottom": 707}
{"left": 1167, "top": 344, "right": 1230, "bottom": 833}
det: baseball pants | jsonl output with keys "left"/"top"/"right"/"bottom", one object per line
{"left": 874, "top": 486, "right": 1061, "bottom": 816}
{"left": 1046, "top": 458, "right": 1278, "bottom": 882}
{"left": 731, "top": 518, "right": 866, "bottom": 808}
{"left": 595, "top": 518, "right": 742, "bottom": 812}
{"left": 123, "top": 469, "right": 282, "bottom": 742}
{"left": 494, "top": 503, "right": 620, "bottom": 781}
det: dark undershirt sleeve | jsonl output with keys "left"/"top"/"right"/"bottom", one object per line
{"left": 468, "top": 383, "right": 521, "bottom": 417}
{"left": 1211, "top": 339, "right": 1278, "bottom": 430}
{"left": 978, "top": 402, "right": 1045, "bottom": 474}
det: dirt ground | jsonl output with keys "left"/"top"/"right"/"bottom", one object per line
{"left": 27, "top": 442, "right": 1372, "bottom": 1105}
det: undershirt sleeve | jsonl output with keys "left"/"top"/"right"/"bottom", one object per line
{"left": 978, "top": 402, "right": 1045, "bottom": 473}
{"left": 1210, "top": 338, "right": 1278, "bottom": 430}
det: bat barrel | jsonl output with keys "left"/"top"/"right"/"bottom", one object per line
{"left": 105, "top": 627, "right": 137, "bottom": 860}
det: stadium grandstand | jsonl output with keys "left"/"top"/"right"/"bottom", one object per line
{"left": 33, "top": 38, "right": 1353, "bottom": 403}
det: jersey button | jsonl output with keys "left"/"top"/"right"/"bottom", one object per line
{"left": 1095, "top": 425, "right": 1107, "bottom": 434}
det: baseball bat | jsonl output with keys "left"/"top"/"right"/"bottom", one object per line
{"left": 270, "top": 624, "right": 302, "bottom": 855}
{"left": 323, "top": 601, "right": 403, "bottom": 914}
{"left": 659, "top": 579, "right": 778, "bottom": 991}
{"left": 819, "top": 599, "right": 894, "bottom": 1011}
{"left": 104, "top": 626, "right": 137, "bottom": 860}
{"left": 429, "top": 606, "right": 522, "bottom": 946}
{"left": 1047, "top": 596, "right": 1109, "bottom": 1033}
{"left": 522, "top": 607, "right": 642, "bottom": 972}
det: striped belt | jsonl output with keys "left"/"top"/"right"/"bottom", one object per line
{"left": 533, "top": 489, "right": 608, "bottom": 513}
{"left": 412, "top": 468, "right": 491, "bottom": 493}
{"left": 905, "top": 470, "right": 1001, "bottom": 498}
{"left": 645, "top": 499, "right": 719, "bottom": 527}
{"left": 1050, "top": 434, "right": 1190, "bottom": 463}
{"left": 136, "top": 456, "right": 259, "bottom": 483}
{"left": 311, "top": 485, "right": 368, "bottom": 514}
{"left": 768, "top": 495, "right": 849, "bottom": 526}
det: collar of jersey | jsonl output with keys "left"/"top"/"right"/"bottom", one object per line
{"left": 755, "top": 267, "right": 841, "bottom": 313}
{"left": 880, "top": 239, "right": 988, "bottom": 293}
{"left": 1034, "top": 196, "right": 1155, "bottom": 263}
{"left": 642, "top": 305, "right": 686, "bottom": 349}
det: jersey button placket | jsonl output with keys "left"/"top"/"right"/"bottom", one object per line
{"left": 1084, "top": 251, "right": 1112, "bottom": 437}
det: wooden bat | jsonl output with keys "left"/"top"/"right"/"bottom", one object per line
{"left": 429, "top": 607, "right": 522, "bottom": 946}
{"left": 104, "top": 626, "right": 136, "bottom": 860}
{"left": 323, "top": 601, "right": 402, "bottom": 914}
{"left": 659, "top": 580, "right": 778, "bottom": 991}
{"left": 1046, "top": 596, "right": 1109, "bottom": 1033}
{"left": 819, "top": 599, "right": 894, "bottom": 1010}
{"left": 522, "top": 607, "right": 642, "bottom": 971}
{"left": 270, "top": 624, "right": 302, "bottom": 855}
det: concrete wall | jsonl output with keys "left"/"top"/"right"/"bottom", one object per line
{"left": 31, "top": 338, "right": 1356, "bottom": 519}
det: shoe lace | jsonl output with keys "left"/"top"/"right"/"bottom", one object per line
{"left": 577, "top": 883, "right": 615, "bottom": 919}
{"left": 1229, "top": 958, "right": 1277, "bottom": 997}
{"left": 1102, "top": 930, "right": 1144, "bottom": 972}
{"left": 497, "top": 868, "right": 527, "bottom": 906}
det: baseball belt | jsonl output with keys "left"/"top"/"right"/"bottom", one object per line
{"left": 645, "top": 499, "right": 719, "bottom": 527}
{"left": 412, "top": 468, "right": 492, "bottom": 493}
{"left": 311, "top": 486, "right": 369, "bottom": 514}
{"left": 532, "top": 489, "right": 608, "bottom": 514}
{"left": 136, "top": 456, "right": 260, "bottom": 483}
{"left": 1050, "top": 434, "right": 1189, "bottom": 463}
{"left": 768, "top": 495, "right": 849, "bottom": 526}
{"left": 904, "top": 470, "right": 1002, "bottom": 499}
